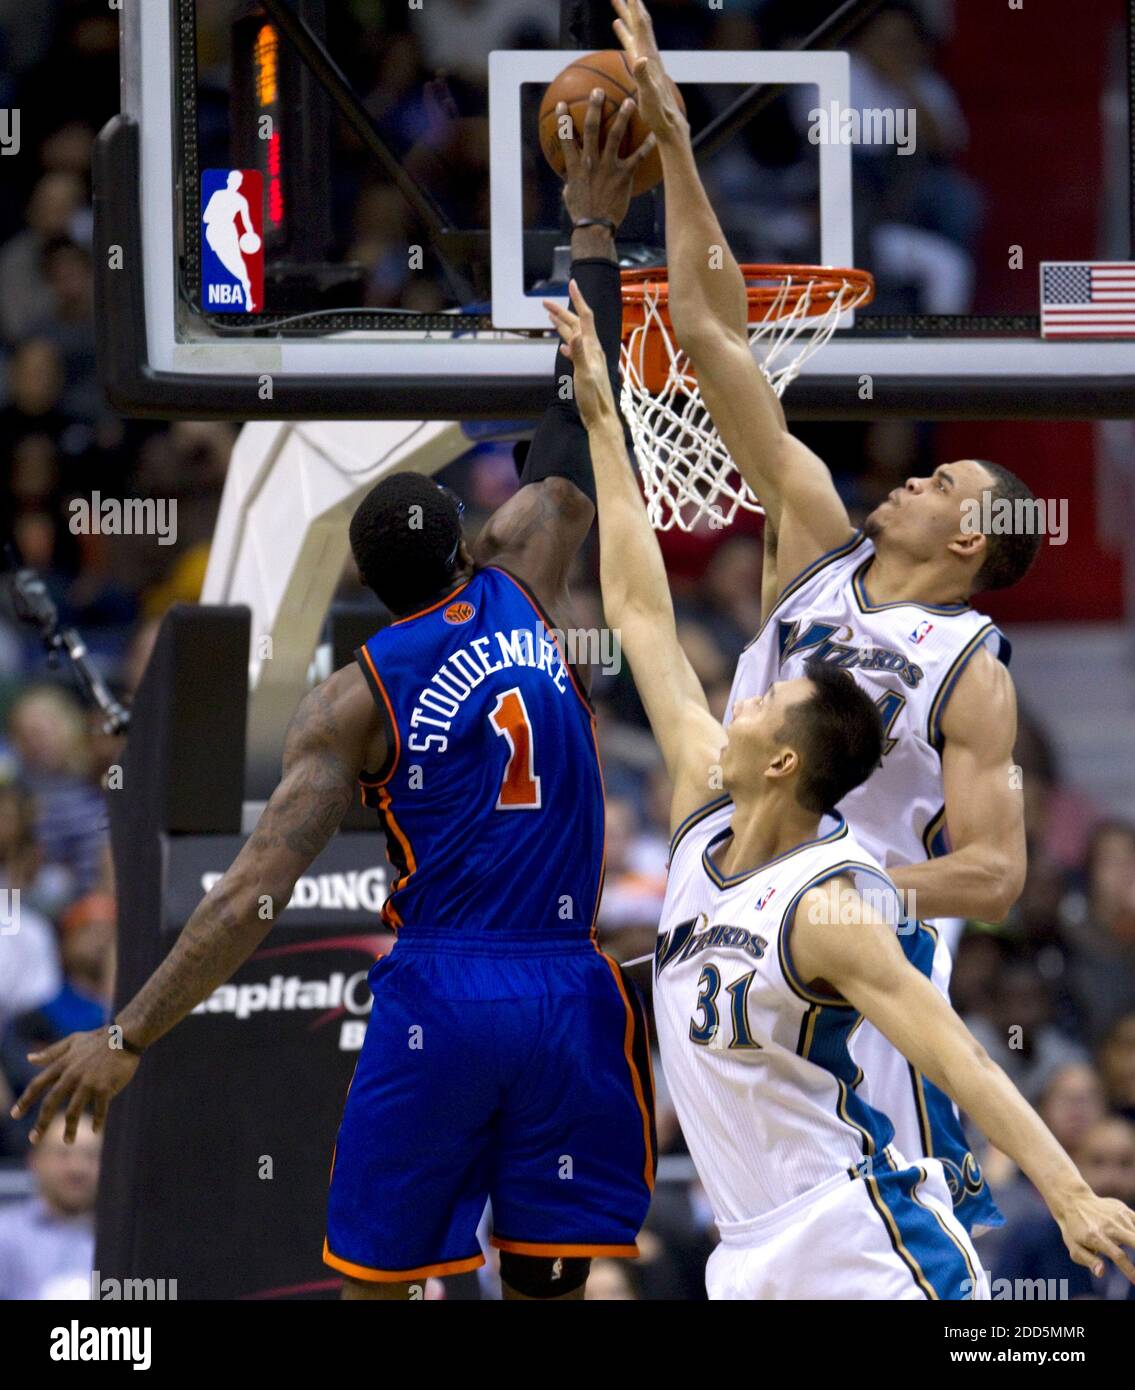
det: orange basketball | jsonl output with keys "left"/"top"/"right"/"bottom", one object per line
{"left": 538, "top": 49, "right": 685, "bottom": 197}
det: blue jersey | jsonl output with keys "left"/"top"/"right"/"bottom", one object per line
{"left": 355, "top": 565, "right": 605, "bottom": 942}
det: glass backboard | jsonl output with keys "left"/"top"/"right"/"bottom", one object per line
{"left": 97, "top": 0, "right": 1135, "bottom": 420}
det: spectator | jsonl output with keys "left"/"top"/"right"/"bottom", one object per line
{"left": 0, "top": 171, "right": 85, "bottom": 343}
{"left": 964, "top": 960, "right": 1087, "bottom": 1104}
{"left": 0, "top": 1114, "right": 99, "bottom": 1300}
{"left": 26, "top": 237, "right": 99, "bottom": 424}
{"left": 596, "top": 795, "right": 667, "bottom": 964}
{"left": 7, "top": 684, "right": 109, "bottom": 901}
{"left": 1099, "top": 1014, "right": 1135, "bottom": 1123}
{"left": 1060, "top": 823, "right": 1135, "bottom": 1043}
{"left": 846, "top": 3, "right": 982, "bottom": 311}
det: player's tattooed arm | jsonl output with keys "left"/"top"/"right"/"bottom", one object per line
{"left": 10, "top": 665, "right": 383, "bottom": 1143}
{"left": 793, "top": 879, "right": 1135, "bottom": 1286}
{"left": 887, "top": 649, "right": 1026, "bottom": 922}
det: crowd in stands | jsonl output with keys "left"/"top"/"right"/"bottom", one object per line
{"left": 0, "top": 0, "right": 1131, "bottom": 1301}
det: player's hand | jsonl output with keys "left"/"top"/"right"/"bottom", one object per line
{"left": 559, "top": 89, "right": 656, "bottom": 231}
{"left": 543, "top": 279, "right": 618, "bottom": 429}
{"left": 10, "top": 1028, "right": 141, "bottom": 1145}
{"left": 1054, "top": 1190, "right": 1135, "bottom": 1284}
{"left": 611, "top": 0, "right": 686, "bottom": 139}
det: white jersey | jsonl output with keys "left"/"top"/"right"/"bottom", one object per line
{"left": 727, "top": 530, "right": 1008, "bottom": 871}
{"left": 654, "top": 801, "right": 902, "bottom": 1225}
{"left": 725, "top": 531, "right": 1006, "bottom": 1231}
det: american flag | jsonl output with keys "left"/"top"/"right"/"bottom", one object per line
{"left": 1040, "top": 262, "right": 1135, "bottom": 338}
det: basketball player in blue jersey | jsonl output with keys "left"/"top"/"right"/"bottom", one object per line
{"left": 612, "top": 0, "right": 1035, "bottom": 1237}
{"left": 545, "top": 277, "right": 1135, "bottom": 1299}
{"left": 13, "top": 94, "right": 658, "bottom": 1301}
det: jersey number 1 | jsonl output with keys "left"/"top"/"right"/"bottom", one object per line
{"left": 490, "top": 688, "right": 542, "bottom": 810}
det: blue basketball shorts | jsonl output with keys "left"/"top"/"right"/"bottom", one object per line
{"left": 323, "top": 933, "right": 656, "bottom": 1284}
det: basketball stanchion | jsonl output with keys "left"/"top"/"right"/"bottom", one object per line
{"left": 620, "top": 264, "right": 875, "bottom": 531}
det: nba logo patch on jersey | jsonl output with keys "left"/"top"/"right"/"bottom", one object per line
{"left": 201, "top": 170, "right": 264, "bottom": 314}
{"left": 756, "top": 885, "right": 777, "bottom": 911}
{"left": 910, "top": 620, "right": 934, "bottom": 645}
{"left": 444, "top": 601, "right": 476, "bottom": 624}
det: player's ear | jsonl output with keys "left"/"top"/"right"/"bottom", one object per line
{"left": 766, "top": 746, "right": 798, "bottom": 783}
{"left": 457, "top": 539, "right": 475, "bottom": 573}
{"left": 948, "top": 527, "right": 985, "bottom": 563}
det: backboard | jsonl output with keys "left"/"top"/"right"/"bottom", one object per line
{"left": 98, "top": 0, "right": 1135, "bottom": 421}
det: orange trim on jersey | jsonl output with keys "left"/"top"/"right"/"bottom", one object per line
{"left": 389, "top": 577, "right": 474, "bottom": 627}
{"left": 323, "top": 1241, "right": 485, "bottom": 1283}
{"left": 376, "top": 786, "right": 415, "bottom": 930}
{"left": 489, "top": 566, "right": 593, "bottom": 714}
{"left": 358, "top": 645, "right": 401, "bottom": 787}
{"left": 587, "top": 714, "right": 607, "bottom": 941}
{"left": 595, "top": 946, "right": 656, "bottom": 1193}
{"left": 490, "top": 1237, "right": 640, "bottom": 1259}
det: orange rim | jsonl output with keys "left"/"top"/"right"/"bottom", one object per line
{"left": 620, "top": 263, "right": 875, "bottom": 330}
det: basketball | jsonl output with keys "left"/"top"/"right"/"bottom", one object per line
{"left": 539, "top": 49, "right": 685, "bottom": 196}
{"left": 239, "top": 231, "right": 261, "bottom": 255}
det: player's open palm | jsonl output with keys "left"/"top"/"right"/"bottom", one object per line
{"left": 559, "top": 90, "right": 656, "bottom": 231}
{"left": 11, "top": 1029, "right": 140, "bottom": 1145}
{"left": 612, "top": 0, "right": 683, "bottom": 137}
{"left": 543, "top": 280, "right": 616, "bottom": 428}
{"left": 1056, "top": 1191, "right": 1135, "bottom": 1283}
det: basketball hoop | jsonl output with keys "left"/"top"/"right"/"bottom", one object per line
{"left": 620, "top": 265, "right": 875, "bottom": 532}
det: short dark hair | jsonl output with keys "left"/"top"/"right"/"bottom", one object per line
{"left": 972, "top": 461, "right": 1042, "bottom": 593}
{"left": 349, "top": 472, "right": 464, "bottom": 614}
{"left": 777, "top": 660, "right": 884, "bottom": 815}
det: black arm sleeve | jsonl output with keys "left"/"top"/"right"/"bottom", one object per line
{"left": 513, "top": 257, "right": 633, "bottom": 508}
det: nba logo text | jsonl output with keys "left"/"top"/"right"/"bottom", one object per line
{"left": 201, "top": 169, "right": 264, "bottom": 314}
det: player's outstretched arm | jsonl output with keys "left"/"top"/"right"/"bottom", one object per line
{"left": 792, "top": 881, "right": 1135, "bottom": 1283}
{"left": 545, "top": 281, "right": 724, "bottom": 831}
{"left": 887, "top": 649, "right": 1026, "bottom": 922}
{"left": 11, "top": 665, "right": 382, "bottom": 1144}
{"left": 474, "top": 90, "right": 655, "bottom": 628}
{"left": 610, "top": 0, "right": 853, "bottom": 589}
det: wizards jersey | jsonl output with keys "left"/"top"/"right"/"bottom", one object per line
{"left": 354, "top": 565, "right": 604, "bottom": 942}
{"left": 725, "top": 530, "right": 1006, "bottom": 1233}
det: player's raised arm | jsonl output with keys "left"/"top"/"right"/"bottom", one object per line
{"left": 792, "top": 881, "right": 1135, "bottom": 1283}
{"left": 611, "top": 0, "right": 854, "bottom": 589}
{"left": 473, "top": 89, "right": 655, "bottom": 625}
{"left": 545, "top": 281, "right": 724, "bottom": 831}
{"left": 887, "top": 649, "right": 1027, "bottom": 921}
{"left": 11, "top": 665, "right": 383, "bottom": 1144}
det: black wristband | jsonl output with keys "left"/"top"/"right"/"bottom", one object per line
{"left": 572, "top": 217, "right": 616, "bottom": 231}
{"left": 113, "top": 1026, "right": 146, "bottom": 1057}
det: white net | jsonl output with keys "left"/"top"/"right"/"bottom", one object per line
{"left": 620, "top": 271, "right": 872, "bottom": 532}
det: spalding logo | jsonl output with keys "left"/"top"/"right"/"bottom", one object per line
{"left": 444, "top": 601, "right": 476, "bottom": 625}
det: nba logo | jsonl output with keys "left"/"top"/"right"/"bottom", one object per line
{"left": 201, "top": 169, "right": 264, "bottom": 314}
{"left": 756, "top": 885, "right": 777, "bottom": 911}
{"left": 910, "top": 620, "right": 934, "bottom": 645}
